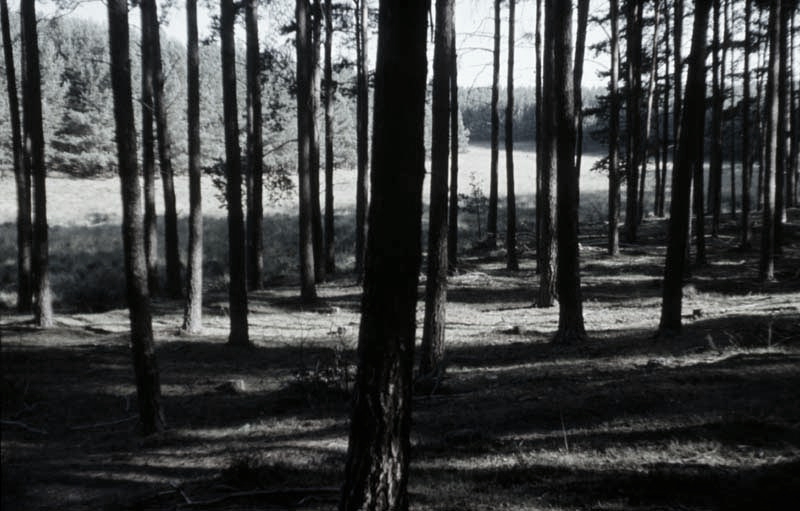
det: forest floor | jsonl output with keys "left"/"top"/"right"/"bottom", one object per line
{"left": 2, "top": 209, "right": 800, "bottom": 510}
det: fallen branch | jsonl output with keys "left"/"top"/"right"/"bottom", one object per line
{"left": 176, "top": 487, "right": 339, "bottom": 509}
{"left": 0, "top": 419, "right": 47, "bottom": 435}
{"left": 68, "top": 415, "right": 137, "bottom": 431}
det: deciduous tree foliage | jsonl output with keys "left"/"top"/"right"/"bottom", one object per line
{"left": 339, "top": 0, "right": 428, "bottom": 507}
{"left": 107, "top": 0, "right": 165, "bottom": 435}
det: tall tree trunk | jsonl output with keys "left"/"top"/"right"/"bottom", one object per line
{"left": 550, "top": 0, "right": 586, "bottom": 343}
{"left": 535, "top": 0, "right": 544, "bottom": 272}
{"left": 21, "top": 0, "right": 53, "bottom": 327}
{"left": 246, "top": 0, "right": 265, "bottom": 291}
{"left": 488, "top": 0, "right": 501, "bottom": 247}
{"left": 311, "top": 0, "right": 325, "bottom": 283}
{"left": 639, "top": 0, "right": 662, "bottom": 222}
{"left": 724, "top": 0, "right": 735, "bottom": 218}
{"left": 505, "top": 0, "right": 518, "bottom": 270}
{"left": 353, "top": 0, "right": 368, "bottom": 278}
{"left": 756, "top": 6, "right": 767, "bottom": 212}
{"left": 142, "top": 0, "right": 181, "bottom": 298}
{"left": 107, "top": 0, "right": 165, "bottom": 436}
{"left": 741, "top": 0, "right": 753, "bottom": 249}
{"left": 297, "top": 0, "right": 318, "bottom": 302}
{"left": 1, "top": 0, "right": 31, "bottom": 312}
{"left": 774, "top": 0, "right": 789, "bottom": 253}
{"left": 760, "top": 0, "right": 780, "bottom": 282}
{"left": 419, "top": 0, "right": 453, "bottom": 384}
{"left": 537, "top": 0, "right": 557, "bottom": 308}
{"left": 658, "top": 0, "right": 670, "bottom": 218}
{"left": 324, "top": 0, "right": 336, "bottom": 275}
{"left": 791, "top": 10, "right": 799, "bottom": 208}
{"left": 573, "top": 0, "right": 590, "bottom": 210}
{"left": 339, "top": 0, "right": 428, "bottom": 507}
{"left": 139, "top": 0, "right": 159, "bottom": 296}
{"left": 673, "top": 0, "right": 684, "bottom": 170}
{"left": 608, "top": 0, "right": 621, "bottom": 255}
{"left": 709, "top": 0, "right": 723, "bottom": 236}
{"left": 660, "top": 0, "right": 711, "bottom": 335}
{"left": 625, "top": 0, "right": 643, "bottom": 242}
{"left": 447, "top": 18, "right": 460, "bottom": 271}
{"left": 183, "top": 0, "right": 203, "bottom": 333}
{"left": 221, "top": 0, "right": 250, "bottom": 345}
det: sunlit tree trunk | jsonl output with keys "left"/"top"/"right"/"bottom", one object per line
{"left": 658, "top": 0, "right": 670, "bottom": 218}
{"left": 311, "top": 0, "right": 325, "bottom": 283}
{"left": 140, "top": 0, "right": 159, "bottom": 296}
{"left": 639, "top": 0, "right": 661, "bottom": 222}
{"left": 221, "top": 0, "right": 250, "bottom": 344}
{"left": 535, "top": 0, "right": 544, "bottom": 272}
{"left": 107, "top": 0, "right": 165, "bottom": 435}
{"left": 297, "top": 0, "right": 318, "bottom": 302}
{"left": 660, "top": 0, "right": 712, "bottom": 335}
{"left": 324, "top": 0, "right": 336, "bottom": 275}
{"left": 573, "top": 0, "right": 589, "bottom": 212}
{"left": 21, "top": 0, "right": 53, "bottom": 328}
{"left": 447, "top": 18, "right": 460, "bottom": 272}
{"left": 774, "top": 0, "right": 790, "bottom": 253}
{"left": 608, "top": 0, "right": 621, "bottom": 256}
{"left": 420, "top": 0, "right": 453, "bottom": 384}
{"left": 354, "top": 0, "right": 368, "bottom": 278}
{"left": 182, "top": 0, "right": 203, "bottom": 334}
{"left": 339, "top": 0, "right": 428, "bottom": 507}
{"left": 1, "top": 0, "right": 31, "bottom": 312}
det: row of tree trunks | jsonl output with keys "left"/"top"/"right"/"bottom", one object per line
{"left": 106, "top": 0, "right": 165, "bottom": 436}
{"left": 21, "top": 0, "right": 53, "bottom": 327}
{"left": 1, "top": 0, "right": 31, "bottom": 312}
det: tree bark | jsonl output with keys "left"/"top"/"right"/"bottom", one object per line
{"left": 573, "top": 0, "right": 590, "bottom": 207}
{"left": 535, "top": 0, "right": 543, "bottom": 273}
{"left": 740, "top": 0, "right": 753, "bottom": 249}
{"left": 21, "top": 0, "right": 53, "bottom": 328}
{"left": 660, "top": 0, "right": 711, "bottom": 335}
{"left": 245, "top": 0, "right": 265, "bottom": 291}
{"left": 709, "top": 0, "right": 723, "bottom": 236}
{"left": 324, "top": 0, "right": 336, "bottom": 275}
{"left": 639, "top": 0, "right": 662, "bottom": 222}
{"left": 550, "top": 0, "right": 586, "bottom": 344}
{"left": 1, "top": 0, "right": 31, "bottom": 312}
{"left": 774, "top": 0, "right": 790, "bottom": 253}
{"left": 182, "top": 0, "right": 203, "bottom": 334}
{"left": 221, "top": 0, "right": 250, "bottom": 344}
{"left": 339, "top": 0, "right": 428, "bottom": 508}
{"left": 608, "top": 0, "right": 621, "bottom": 256}
{"left": 658, "top": 0, "right": 670, "bottom": 218}
{"left": 673, "top": 0, "right": 684, "bottom": 172}
{"left": 139, "top": 0, "right": 159, "bottom": 296}
{"left": 488, "top": 0, "right": 501, "bottom": 248}
{"left": 537, "top": 0, "right": 557, "bottom": 308}
{"left": 447, "top": 18, "right": 460, "bottom": 272}
{"left": 624, "top": 0, "right": 643, "bottom": 243}
{"left": 353, "top": 0, "right": 368, "bottom": 279}
{"left": 505, "top": 0, "right": 518, "bottom": 270}
{"left": 297, "top": 0, "right": 318, "bottom": 302}
{"left": 724, "top": 0, "right": 735, "bottom": 219}
{"left": 760, "top": 0, "right": 781, "bottom": 282}
{"left": 107, "top": 0, "right": 165, "bottom": 436}
{"left": 311, "top": 0, "right": 325, "bottom": 283}
{"left": 419, "top": 0, "right": 453, "bottom": 384}
{"left": 142, "top": 0, "right": 181, "bottom": 299}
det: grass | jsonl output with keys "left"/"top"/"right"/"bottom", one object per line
{"left": 1, "top": 144, "right": 799, "bottom": 510}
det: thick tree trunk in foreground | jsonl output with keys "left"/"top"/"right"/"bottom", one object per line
{"left": 324, "top": 0, "right": 336, "bottom": 275}
{"left": 21, "top": 0, "right": 53, "bottom": 328}
{"left": 505, "top": 0, "right": 518, "bottom": 270}
{"left": 183, "top": 0, "right": 203, "bottom": 334}
{"left": 660, "top": 0, "right": 711, "bottom": 335}
{"left": 608, "top": 0, "right": 621, "bottom": 256}
{"left": 1, "top": 0, "right": 31, "bottom": 312}
{"left": 487, "top": 0, "right": 501, "bottom": 247}
{"left": 297, "top": 0, "right": 318, "bottom": 302}
{"left": 420, "top": 0, "right": 454, "bottom": 383}
{"left": 550, "top": 0, "right": 586, "bottom": 344}
{"left": 760, "top": 0, "right": 781, "bottom": 281}
{"left": 107, "top": 0, "right": 165, "bottom": 436}
{"left": 143, "top": 0, "right": 181, "bottom": 298}
{"left": 246, "top": 0, "right": 265, "bottom": 291}
{"left": 339, "top": 0, "right": 428, "bottom": 508}
{"left": 221, "top": 0, "right": 250, "bottom": 345}
{"left": 354, "top": 0, "right": 368, "bottom": 278}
